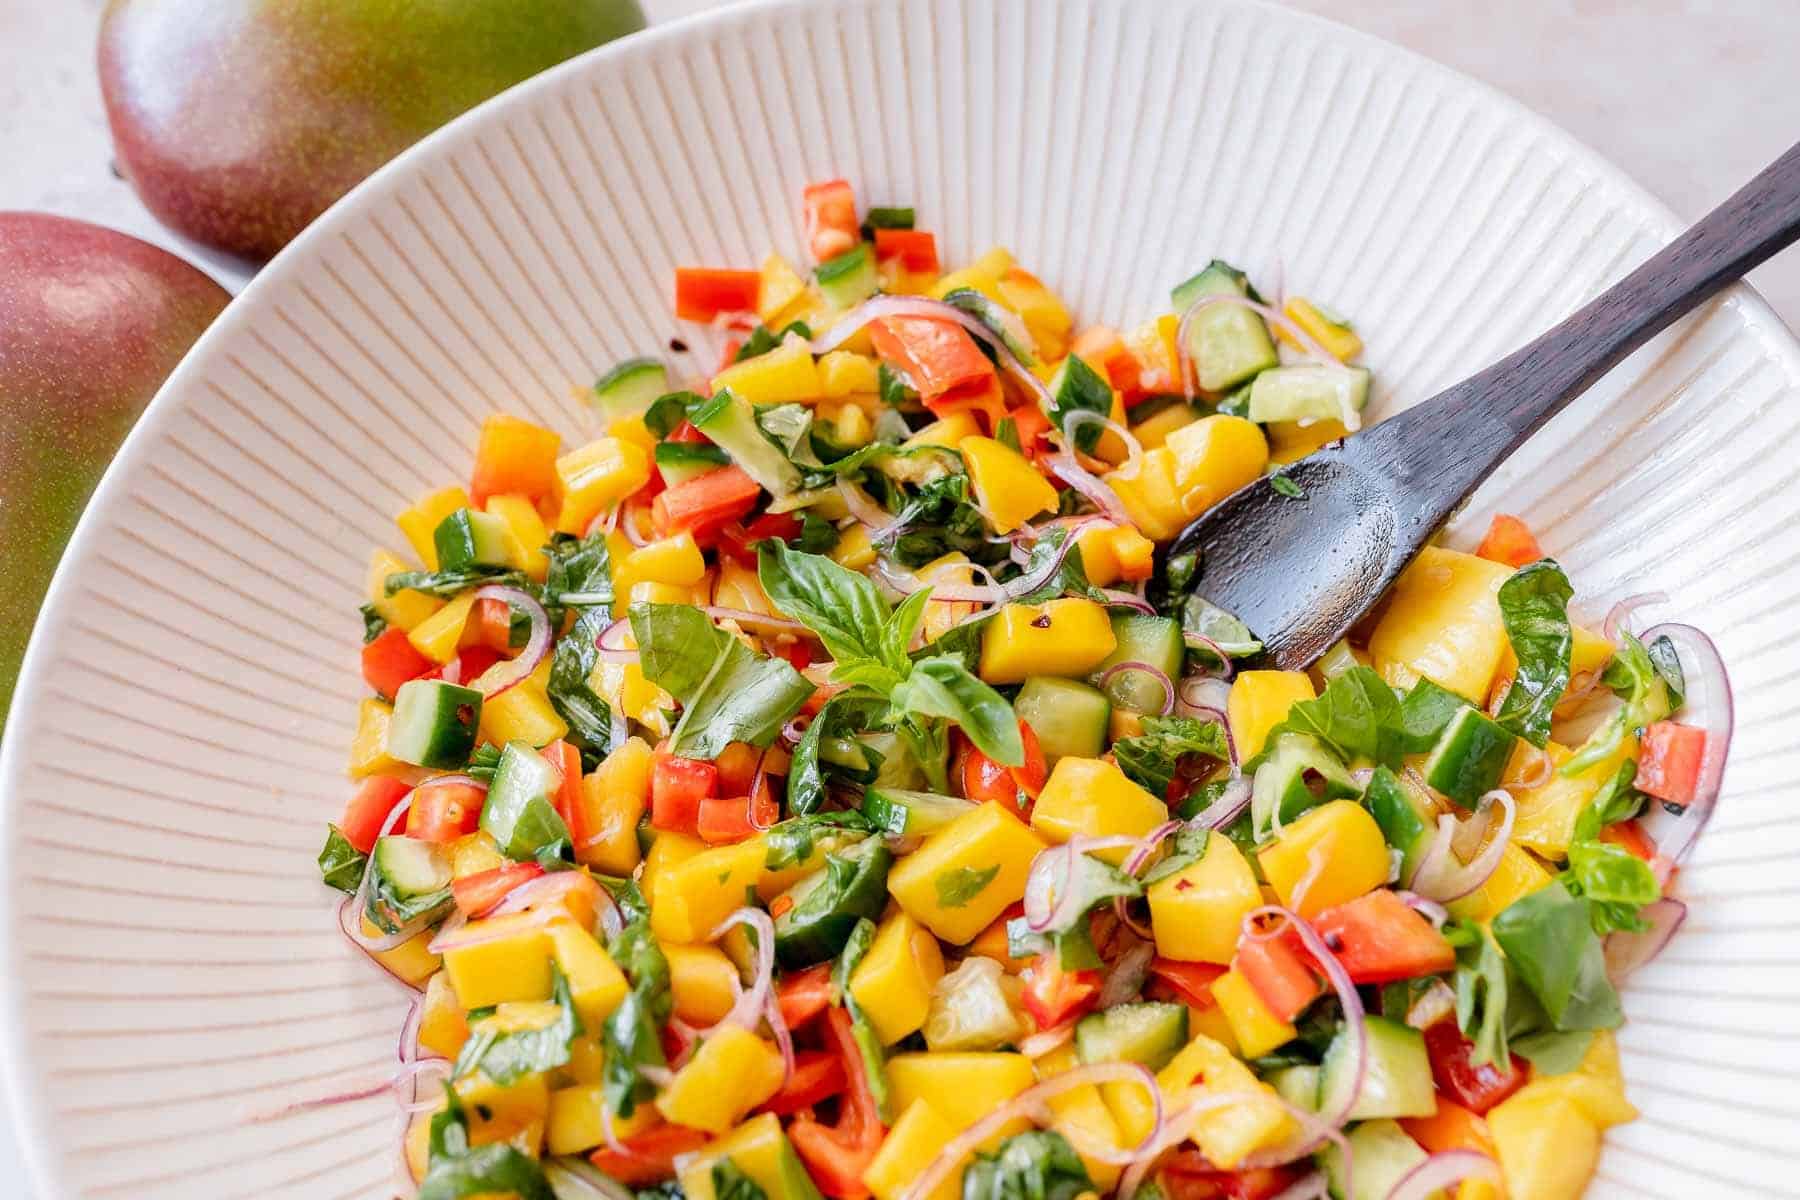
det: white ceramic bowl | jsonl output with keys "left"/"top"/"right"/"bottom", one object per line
{"left": 6, "top": 0, "right": 1799, "bottom": 1195}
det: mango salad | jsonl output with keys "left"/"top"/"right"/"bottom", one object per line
{"left": 322, "top": 180, "right": 1727, "bottom": 1200}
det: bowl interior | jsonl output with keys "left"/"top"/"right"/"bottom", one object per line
{"left": 7, "top": 0, "right": 1800, "bottom": 1195}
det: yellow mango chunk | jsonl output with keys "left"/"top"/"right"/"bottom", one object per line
{"left": 888, "top": 802, "right": 1048, "bottom": 944}
{"left": 366, "top": 548, "right": 444, "bottom": 632}
{"left": 962, "top": 436, "right": 1058, "bottom": 534}
{"left": 929, "top": 247, "right": 1014, "bottom": 302}
{"left": 362, "top": 916, "right": 440, "bottom": 988}
{"left": 997, "top": 267, "right": 1074, "bottom": 362}
{"left": 1280, "top": 297, "right": 1363, "bottom": 362}
{"left": 1031, "top": 757, "right": 1168, "bottom": 864}
{"left": 478, "top": 660, "right": 568, "bottom": 748}
{"left": 348, "top": 698, "right": 400, "bottom": 778}
{"left": 448, "top": 832, "right": 505, "bottom": 880}
{"left": 1155, "top": 1034, "right": 1297, "bottom": 1168}
{"left": 887, "top": 1052, "right": 1036, "bottom": 1144}
{"left": 547, "top": 923, "right": 628, "bottom": 1029}
{"left": 864, "top": 1099, "right": 963, "bottom": 1200}
{"left": 905, "top": 411, "right": 983, "bottom": 450}
{"left": 418, "top": 970, "right": 469, "bottom": 1061}
{"left": 1148, "top": 831, "right": 1261, "bottom": 964}
{"left": 484, "top": 492, "right": 550, "bottom": 581}
{"left": 1447, "top": 842, "right": 1555, "bottom": 924}
{"left": 547, "top": 1081, "right": 659, "bottom": 1155}
{"left": 1511, "top": 737, "right": 1637, "bottom": 860}
{"left": 831, "top": 523, "right": 877, "bottom": 571}
{"left": 1258, "top": 800, "right": 1389, "bottom": 917}
{"left": 679, "top": 1112, "right": 815, "bottom": 1200}
{"left": 1489, "top": 1092, "right": 1601, "bottom": 1200}
{"left": 554, "top": 437, "right": 651, "bottom": 535}
{"left": 606, "top": 412, "right": 657, "bottom": 456}
{"left": 406, "top": 591, "right": 477, "bottom": 664}
{"left": 456, "top": 1070, "right": 551, "bottom": 1149}
{"left": 440, "top": 912, "right": 555, "bottom": 1010}
{"left": 757, "top": 253, "right": 809, "bottom": 325}
{"left": 1108, "top": 446, "right": 1184, "bottom": 542}
{"left": 649, "top": 837, "right": 767, "bottom": 944}
{"left": 665, "top": 942, "right": 742, "bottom": 1026}
{"left": 1210, "top": 968, "right": 1297, "bottom": 1059}
{"left": 576, "top": 737, "right": 653, "bottom": 875}
{"left": 1369, "top": 546, "right": 1514, "bottom": 703}
{"left": 711, "top": 334, "right": 822, "bottom": 405}
{"left": 1163, "top": 415, "right": 1269, "bottom": 520}
{"left": 1266, "top": 417, "right": 1349, "bottom": 465}
{"left": 655, "top": 1024, "right": 785, "bottom": 1134}
{"left": 818, "top": 349, "right": 881, "bottom": 398}
{"left": 849, "top": 908, "right": 946, "bottom": 1045}
{"left": 1226, "top": 670, "right": 1317, "bottom": 762}
{"left": 1130, "top": 402, "right": 1200, "bottom": 452}
{"left": 979, "top": 599, "right": 1117, "bottom": 684}
{"left": 615, "top": 531, "right": 707, "bottom": 597}
{"left": 1033, "top": 1045, "right": 1126, "bottom": 1190}
{"left": 397, "top": 485, "right": 471, "bottom": 570}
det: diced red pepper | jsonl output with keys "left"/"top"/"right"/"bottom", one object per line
{"left": 872, "top": 228, "right": 940, "bottom": 274}
{"left": 1147, "top": 958, "right": 1229, "bottom": 1010}
{"left": 1019, "top": 953, "right": 1103, "bottom": 1030}
{"left": 405, "top": 779, "right": 486, "bottom": 844}
{"left": 675, "top": 267, "right": 761, "bottom": 323}
{"left": 803, "top": 179, "right": 860, "bottom": 263}
{"left": 650, "top": 752, "right": 718, "bottom": 834}
{"left": 1634, "top": 721, "right": 1707, "bottom": 807}
{"left": 1475, "top": 513, "right": 1544, "bottom": 569}
{"left": 922, "top": 375, "right": 1009, "bottom": 434}
{"left": 697, "top": 774, "right": 778, "bottom": 844}
{"left": 470, "top": 597, "right": 517, "bottom": 655}
{"left": 653, "top": 465, "right": 762, "bottom": 539}
{"left": 1158, "top": 1153, "right": 1307, "bottom": 1200}
{"left": 1600, "top": 818, "right": 1659, "bottom": 863}
{"left": 776, "top": 963, "right": 836, "bottom": 1030}
{"left": 717, "top": 511, "right": 803, "bottom": 566}
{"left": 1071, "top": 326, "right": 1145, "bottom": 402}
{"left": 1309, "top": 889, "right": 1457, "bottom": 984}
{"left": 430, "top": 645, "right": 501, "bottom": 688}
{"left": 758, "top": 1048, "right": 849, "bottom": 1116}
{"left": 1006, "top": 403, "right": 1054, "bottom": 461}
{"left": 667, "top": 420, "right": 711, "bottom": 445}
{"left": 360, "top": 627, "right": 435, "bottom": 700}
{"left": 789, "top": 1007, "right": 884, "bottom": 1199}
{"left": 340, "top": 777, "right": 413, "bottom": 854}
{"left": 1423, "top": 1017, "right": 1530, "bottom": 1115}
{"left": 1234, "top": 933, "right": 1322, "bottom": 1022}
{"left": 867, "top": 315, "right": 996, "bottom": 400}
{"left": 543, "top": 739, "right": 588, "bottom": 847}
{"left": 451, "top": 862, "right": 544, "bottom": 918}
{"left": 589, "top": 1123, "right": 712, "bottom": 1186}
{"left": 956, "top": 721, "right": 1047, "bottom": 814}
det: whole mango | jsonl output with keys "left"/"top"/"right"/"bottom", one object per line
{"left": 0, "top": 213, "right": 230, "bottom": 726}
{"left": 98, "top": 0, "right": 647, "bottom": 260}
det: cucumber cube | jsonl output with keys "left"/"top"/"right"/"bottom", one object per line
{"left": 388, "top": 679, "right": 483, "bottom": 769}
{"left": 1090, "top": 614, "right": 1184, "bottom": 716}
{"left": 432, "top": 507, "right": 514, "bottom": 572}
{"left": 1422, "top": 705, "right": 1516, "bottom": 807}
{"left": 1014, "top": 676, "right": 1111, "bottom": 764}
{"left": 1319, "top": 1015, "right": 1435, "bottom": 1121}
{"left": 1075, "top": 1002, "right": 1188, "bottom": 1071}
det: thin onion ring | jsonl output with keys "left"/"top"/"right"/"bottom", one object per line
{"left": 471, "top": 585, "right": 551, "bottom": 698}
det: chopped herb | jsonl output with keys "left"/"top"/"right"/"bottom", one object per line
{"left": 547, "top": 608, "right": 616, "bottom": 765}
{"left": 1494, "top": 560, "right": 1573, "bottom": 748}
{"left": 630, "top": 602, "right": 814, "bottom": 758}
{"left": 1269, "top": 475, "right": 1304, "bottom": 499}
{"left": 962, "top": 1130, "right": 1095, "bottom": 1200}
{"left": 385, "top": 565, "right": 526, "bottom": 599}
{"left": 317, "top": 826, "right": 367, "bottom": 895}
{"left": 453, "top": 965, "right": 582, "bottom": 1085}
{"left": 644, "top": 390, "right": 703, "bottom": 439}
{"left": 935, "top": 864, "right": 1000, "bottom": 908}
{"left": 359, "top": 603, "right": 389, "bottom": 643}
{"left": 1113, "top": 716, "right": 1230, "bottom": 797}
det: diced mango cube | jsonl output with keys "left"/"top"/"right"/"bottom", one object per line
{"left": 547, "top": 1082, "right": 659, "bottom": 1155}
{"left": 1447, "top": 842, "right": 1555, "bottom": 924}
{"left": 554, "top": 437, "right": 651, "bottom": 535}
{"left": 710, "top": 334, "right": 822, "bottom": 405}
{"left": 997, "top": 267, "right": 1074, "bottom": 362}
{"left": 478, "top": 660, "right": 567, "bottom": 749}
{"left": 1512, "top": 738, "right": 1636, "bottom": 860}
{"left": 849, "top": 908, "right": 946, "bottom": 1044}
{"left": 1281, "top": 297, "right": 1362, "bottom": 362}
{"left": 1031, "top": 757, "right": 1169, "bottom": 864}
{"left": 397, "top": 486, "right": 471, "bottom": 570}
{"left": 905, "top": 412, "right": 982, "bottom": 450}
{"left": 407, "top": 591, "right": 477, "bottom": 664}
{"left": 757, "top": 253, "right": 809, "bottom": 325}
{"left": 818, "top": 350, "right": 880, "bottom": 398}
{"left": 547, "top": 923, "right": 628, "bottom": 1029}
{"left": 665, "top": 942, "right": 743, "bottom": 1026}
{"left": 864, "top": 1099, "right": 963, "bottom": 1200}
{"left": 1226, "top": 670, "right": 1317, "bottom": 762}
{"left": 929, "top": 248, "right": 1014, "bottom": 303}
{"left": 472, "top": 413, "right": 561, "bottom": 506}
{"left": 1488, "top": 1091, "right": 1601, "bottom": 1200}
{"left": 440, "top": 912, "right": 555, "bottom": 1010}
{"left": 1258, "top": 801, "right": 1390, "bottom": 917}
{"left": 1107, "top": 446, "right": 1184, "bottom": 542}
{"left": 362, "top": 916, "right": 440, "bottom": 988}
{"left": 1209, "top": 968, "right": 1297, "bottom": 1058}
{"left": 887, "top": 1052, "right": 1036, "bottom": 1144}
{"left": 649, "top": 837, "right": 767, "bottom": 944}
{"left": 1369, "top": 546, "right": 1514, "bottom": 703}
{"left": 1130, "top": 403, "right": 1200, "bottom": 451}
{"left": 418, "top": 970, "right": 469, "bottom": 1060}
{"left": 1154, "top": 1034, "right": 1296, "bottom": 1168}
{"left": 888, "top": 803, "right": 1048, "bottom": 944}
{"left": 1163, "top": 415, "right": 1268, "bottom": 521}
{"left": 679, "top": 1112, "right": 821, "bottom": 1200}
{"left": 483, "top": 493, "right": 550, "bottom": 581}
{"left": 1148, "top": 831, "right": 1261, "bottom": 964}
{"left": 366, "top": 549, "right": 444, "bottom": 631}
{"left": 962, "top": 436, "right": 1059, "bottom": 534}
{"left": 830, "top": 523, "right": 876, "bottom": 571}
{"left": 655, "top": 1024, "right": 785, "bottom": 1134}
{"left": 979, "top": 599, "right": 1117, "bottom": 684}
{"left": 1032, "top": 1045, "right": 1126, "bottom": 1190}
{"left": 615, "top": 532, "right": 707, "bottom": 596}
{"left": 576, "top": 737, "right": 653, "bottom": 874}
{"left": 348, "top": 698, "right": 400, "bottom": 778}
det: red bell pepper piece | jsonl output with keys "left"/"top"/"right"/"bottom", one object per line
{"left": 1423, "top": 1018, "right": 1530, "bottom": 1114}
{"left": 1158, "top": 1154, "right": 1307, "bottom": 1200}
{"left": 1071, "top": 326, "right": 1144, "bottom": 402}
{"left": 653, "top": 465, "right": 762, "bottom": 539}
{"left": 718, "top": 511, "right": 803, "bottom": 566}
{"left": 776, "top": 963, "right": 836, "bottom": 1029}
{"left": 1020, "top": 953, "right": 1103, "bottom": 1030}
{"left": 790, "top": 1007, "right": 885, "bottom": 1199}
{"left": 451, "top": 862, "right": 544, "bottom": 918}
{"left": 1006, "top": 403, "right": 1054, "bottom": 460}
{"left": 340, "top": 777, "right": 412, "bottom": 854}
{"left": 1147, "top": 958, "right": 1229, "bottom": 1010}
{"left": 360, "top": 627, "right": 434, "bottom": 700}
{"left": 651, "top": 753, "right": 718, "bottom": 834}
{"left": 405, "top": 778, "right": 486, "bottom": 844}
{"left": 1234, "top": 933, "right": 1322, "bottom": 1022}
{"left": 802, "top": 179, "right": 860, "bottom": 263}
{"left": 543, "top": 739, "right": 587, "bottom": 846}
{"left": 956, "top": 721, "right": 1047, "bottom": 814}
{"left": 1475, "top": 513, "right": 1544, "bottom": 569}
{"left": 589, "top": 1123, "right": 713, "bottom": 1186}
{"left": 697, "top": 774, "right": 779, "bottom": 845}
{"left": 872, "top": 228, "right": 940, "bottom": 274}
{"left": 674, "top": 267, "right": 761, "bottom": 323}
{"left": 868, "top": 315, "right": 996, "bottom": 400}
{"left": 1634, "top": 721, "right": 1707, "bottom": 807}
{"left": 467, "top": 597, "right": 518, "bottom": 655}
{"left": 759, "top": 1048, "right": 849, "bottom": 1116}
{"left": 1600, "top": 818, "right": 1659, "bottom": 863}
{"left": 1309, "top": 889, "right": 1457, "bottom": 984}
{"left": 667, "top": 420, "right": 711, "bottom": 445}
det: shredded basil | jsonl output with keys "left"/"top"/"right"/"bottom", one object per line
{"left": 1494, "top": 560, "right": 1573, "bottom": 747}
{"left": 317, "top": 826, "right": 367, "bottom": 895}
{"left": 630, "top": 602, "right": 814, "bottom": 758}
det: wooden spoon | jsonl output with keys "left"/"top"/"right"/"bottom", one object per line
{"left": 1167, "top": 139, "right": 1800, "bottom": 669}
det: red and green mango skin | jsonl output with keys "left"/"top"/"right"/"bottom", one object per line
{"left": 0, "top": 213, "right": 231, "bottom": 729}
{"left": 99, "top": 0, "right": 647, "bottom": 260}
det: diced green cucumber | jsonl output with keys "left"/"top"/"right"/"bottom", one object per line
{"left": 1322, "top": 1119, "right": 1430, "bottom": 1200}
{"left": 862, "top": 730, "right": 933, "bottom": 791}
{"left": 943, "top": 287, "right": 1036, "bottom": 366}
{"left": 1170, "top": 260, "right": 1278, "bottom": 393}
{"left": 1091, "top": 614, "right": 1184, "bottom": 716}
{"left": 1422, "top": 705, "right": 1517, "bottom": 808}
{"left": 1014, "top": 676, "right": 1111, "bottom": 764}
{"left": 1396, "top": 678, "right": 1471, "bottom": 754}
{"left": 388, "top": 679, "right": 483, "bottom": 769}
{"left": 689, "top": 388, "right": 802, "bottom": 498}
{"left": 367, "top": 835, "right": 453, "bottom": 930}
{"left": 592, "top": 357, "right": 669, "bottom": 421}
{"left": 815, "top": 243, "right": 879, "bottom": 310}
{"left": 1245, "top": 364, "right": 1371, "bottom": 426}
{"left": 1361, "top": 766, "right": 1435, "bottom": 882}
{"left": 1319, "top": 1015, "right": 1436, "bottom": 1121}
{"left": 863, "top": 206, "right": 915, "bottom": 234}
{"left": 654, "top": 440, "right": 731, "bottom": 488}
{"left": 433, "top": 508, "right": 514, "bottom": 573}
{"left": 771, "top": 837, "right": 892, "bottom": 968}
{"left": 1268, "top": 1064, "right": 1321, "bottom": 1113}
{"left": 1075, "top": 1002, "right": 1189, "bottom": 1071}
{"left": 1250, "top": 732, "right": 1360, "bottom": 840}
{"left": 481, "top": 742, "right": 572, "bottom": 860}
{"left": 860, "top": 788, "right": 977, "bottom": 836}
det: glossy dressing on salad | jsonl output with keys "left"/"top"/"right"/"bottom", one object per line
{"left": 321, "top": 179, "right": 1730, "bottom": 1200}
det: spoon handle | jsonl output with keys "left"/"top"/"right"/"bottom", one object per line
{"left": 1372, "top": 136, "right": 1800, "bottom": 517}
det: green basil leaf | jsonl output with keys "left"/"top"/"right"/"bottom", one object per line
{"left": 1140, "top": 825, "right": 1210, "bottom": 886}
{"left": 1491, "top": 880, "right": 1622, "bottom": 1032}
{"left": 1010, "top": 526, "right": 1105, "bottom": 605}
{"left": 890, "top": 654, "right": 1024, "bottom": 767}
{"left": 1512, "top": 1029, "right": 1596, "bottom": 1076}
{"left": 1045, "top": 353, "right": 1113, "bottom": 452}
{"left": 1565, "top": 838, "right": 1659, "bottom": 934}
{"left": 317, "top": 826, "right": 367, "bottom": 895}
{"left": 1494, "top": 560, "right": 1573, "bottom": 748}
{"left": 1452, "top": 924, "right": 1513, "bottom": 1067}
{"left": 359, "top": 603, "right": 389, "bottom": 644}
{"left": 935, "top": 864, "right": 1001, "bottom": 909}
{"left": 386, "top": 565, "right": 526, "bottom": 598}
{"left": 788, "top": 694, "right": 891, "bottom": 816}
{"left": 644, "top": 390, "right": 704, "bottom": 439}
{"left": 1022, "top": 851, "right": 1141, "bottom": 933}
{"left": 419, "top": 1140, "right": 555, "bottom": 1200}
{"left": 1112, "top": 716, "right": 1230, "bottom": 797}
{"left": 547, "top": 608, "right": 616, "bottom": 763}
{"left": 878, "top": 361, "right": 918, "bottom": 408}
{"left": 1254, "top": 666, "right": 1402, "bottom": 769}
{"left": 1572, "top": 758, "right": 1647, "bottom": 844}
{"left": 541, "top": 531, "right": 614, "bottom": 619}
{"left": 758, "top": 540, "right": 898, "bottom": 671}
{"left": 453, "top": 964, "right": 582, "bottom": 1085}
{"left": 764, "top": 811, "right": 874, "bottom": 872}
{"left": 630, "top": 602, "right": 814, "bottom": 758}
{"left": 962, "top": 1130, "right": 1095, "bottom": 1200}
{"left": 711, "top": 1159, "right": 770, "bottom": 1200}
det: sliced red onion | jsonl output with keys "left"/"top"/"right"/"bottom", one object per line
{"left": 1605, "top": 896, "right": 1688, "bottom": 982}
{"left": 810, "top": 295, "right": 1053, "bottom": 411}
{"left": 1181, "top": 633, "right": 1239, "bottom": 681}
{"left": 1638, "top": 623, "right": 1732, "bottom": 867}
{"left": 439, "top": 656, "right": 463, "bottom": 686}
{"left": 704, "top": 907, "right": 776, "bottom": 1039}
{"left": 637, "top": 1064, "right": 675, "bottom": 1089}
{"left": 1098, "top": 661, "right": 1176, "bottom": 716}
{"left": 595, "top": 617, "right": 638, "bottom": 664}
{"left": 781, "top": 714, "right": 811, "bottom": 745}
{"left": 1016, "top": 1021, "right": 1077, "bottom": 1059}
{"left": 1408, "top": 789, "right": 1516, "bottom": 903}
{"left": 1000, "top": 518, "right": 1109, "bottom": 600}
{"left": 902, "top": 1062, "right": 1163, "bottom": 1200}
{"left": 490, "top": 870, "right": 602, "bottom": 921}
{"left": 471, "top": 586, "right": 551, "bottom": 698}
{"left": 1060, "top": 409, "right": 1145, "bottom": 473}
{"left": 837, "top": 477, "right": 905, "bottom": 541}
{"left": 1098, "top": 940, "right": 1156, "bottom": 1008}
{"left": 1194, "top": 776, "right": 1253, "bottom": 829}
{"left": 1268, "top": 1172, "right": 1328, "bottom": 1200}
{"left": 1387, "top": 1150, "right": 1502, "bottom": 1200}
{"left": 1393, "top": 890, "right": 1449, "bottom": 929}
{"left": 586, "top": 499, "right": 625, "bottom": 540}
{"left": 1122, "top": 820, "right": 1184, "bottom": 877}
{"left": 1045, "top": 450, "right": 1131, "bottom": 525}
{"left": 1023, "top": 836, "right": 1144, "bottom": 932}
{"left": 1115, "top": 1088, "right": 1291, "bottom": 1199}
{"left": 620, "top": 503, "right": 652, "bottom": 548}
{"left": 598, "top": 1102, "right": 630, "bottom": 1159}
{"left": 1404, "top": 978, "right": 1458, "bottom": 1031}
{"left": 764, "top": 990, "right": 797, "bottom": 1087}
{"left": 427, "top": 906, "right": 565, "bottom": 955}
{"left": 699, "top": 605, "right": 818, "bottom": 639}
{"left": 1602, "top": 591, "right": 1669, "bottom": 642}
{"left": 1100, "top": 588, "right": 1158, "bottom": 615}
